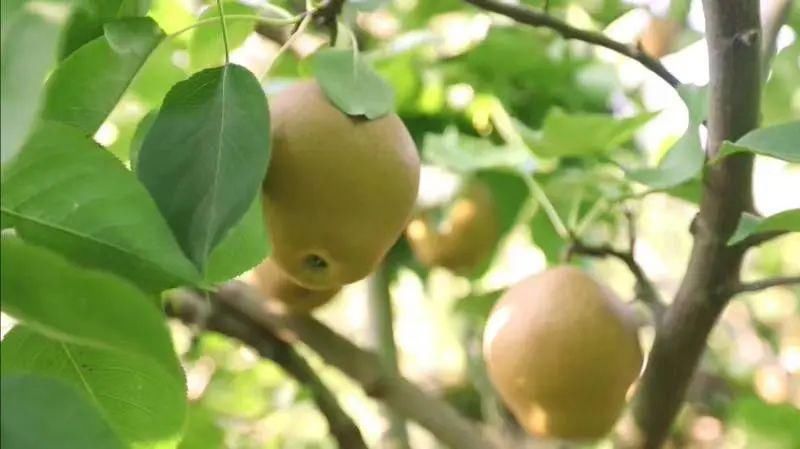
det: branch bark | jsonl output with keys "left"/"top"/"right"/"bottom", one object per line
{"left": 569, "top": 239, "right": 666, "bottom": 320}
{"left": 463, "top": 0, "right": 681, "bottom": 88}
{"left": 171, "top": 282, "right": 498, "bottom": 449}
{"left": 168, "top": 292, "right": 368, "bottom": 449}
{"left": 728, "top": 275, "right": 800, "bottom": 295}
{"left": 623, "top": 1, "right": 763, "bottom": 447}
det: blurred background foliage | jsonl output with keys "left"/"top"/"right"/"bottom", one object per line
{"left": 11, "top": 0, "right": 798, "bottom": 447}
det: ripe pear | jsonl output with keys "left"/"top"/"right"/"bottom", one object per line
{"left": 483, "top": 266, "right": 643, "bottom": 440}
{"left": 253, "top": 259, "right": 340, "bottom": 314}
{"left": 263, "top": 81, "right": 420, "bottom": 290}
{"left": 406, "top": 180, "right": 499, "bottom": 274}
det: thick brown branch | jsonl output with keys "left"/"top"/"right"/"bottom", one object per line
{"left": 569, "top": 240, "right": 666, "bottom": 320}
{"left": 728, "top": 275, "right": 800, "bottom": 295}
{"left": 168, "top": 293, "right": 368, "bottom": 449}
{"left": 624, "top": 1, "right": 763, "bottom": 447}
{"left": 463, "top": 0, "right": 681, "bottom": 88}
{"left": 171, "top": 283, "right": 498, "bottom": 449}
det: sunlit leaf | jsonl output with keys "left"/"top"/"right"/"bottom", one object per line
{"left": 728, "top": 209, "right": 800, "bottom": 245}
{"left": 0, "top": 0, "right": 71, "bottom": 163}
{"left": 423, "top": 127, "right": 535, "bottom": 173}
{"left": 522, "top": 108, "right": 656, "bottom": 158}
{"left": 41, "top": 17, "right": 164, "bottom": 135}
{"left": 312, "top": 48, "right": 395, "bottom": 119}
{"left": 715, "top": 121, "right": 800, "bottom": 164}
{"left": 177, "top": 405, "right": 225, "bottom": 449}
{"left": 1, "top": 121, "right": 200, "bottom": 290}
{"left": 189, "top": 2, "right": 256, "bottom": 71}
{"left": 0, "top": 237, "right": 182, "bottom": 374}
{"left": 137, "top": 64, "right": 271, "bottom": 272}
{"left": 2, "top": 327, "right": 186, "bottom": 449}
{"left": 627, "top": 85, "right": 708, "bottom": 189}
{"left": 1, "top": 375, "right": 125, "bottom": 449}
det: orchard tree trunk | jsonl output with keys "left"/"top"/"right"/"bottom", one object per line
{"left": 625, "top": 0, "right": 762, "bottom": 447}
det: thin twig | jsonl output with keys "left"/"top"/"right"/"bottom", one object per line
{"left": 569, "top": 240, "right": 666, "bottom": 320}
{"left": 167, "top": 293, "right": 368, "bottom": 449}
{"left": 463, "top": 0, "right": 681, "bottom": 88}
{"left": 727, "top": 275, "right": 800, "bottom": 295}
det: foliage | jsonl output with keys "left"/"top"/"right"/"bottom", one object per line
{"left": 1, "top": 0, "right": 798, "bottom": 447}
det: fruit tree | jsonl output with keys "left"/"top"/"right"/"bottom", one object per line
{"left": 1, "top": 0, "right": 799, "bottom": 448}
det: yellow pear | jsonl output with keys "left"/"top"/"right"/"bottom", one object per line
{"left": 483, "top": 266, "right": 643, "bottom": 440}
{"left": 406, "top": 180, "right": 499, "bottom": 274}
{"left": 253, "top": 259, "right": 340, "bottom": 314}
{"left": 263, "top": 81, "right": 420, "bottom": 290}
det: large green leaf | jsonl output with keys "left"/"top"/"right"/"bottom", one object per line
{"left": 2, "top": 327, "right": 186, "bottom": 449}
{"left": 41, "top": 17, "right": 164, "bottom": 135}
{"left": 521, "top": 108, "right": 656, "bottom": 158}
{"left": 137, "top": 64, "right": 271, "bottom": 272}
{"left": 728, "top": 209, "right": 800, "bottom": 245}
{"left": 0, "top": 237, "right": 182, "bottom": 374}
{"left": 1, "top": 122, "right": 200, "bottom": 291}
{"left": 423, "top": 127, "right": 535, "bottom": 173}
{"left": 715, "top": 121, "right": 800, "bottom": 164}
{"left": 189, "top": 2, "right": 257, "bottom": 71}
{"left": 312, "top": 48, "right": 395, "bottom": 119}
{"left": 205, "top": 194, "right": 270, "bottom": 284}
{"left": 0, "top": 0, "right": 71, "bottom": 163}
{"left": 1, "top": 375, "right": 125, "bottom": 449}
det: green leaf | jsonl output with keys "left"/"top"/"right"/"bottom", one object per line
{"left": 715, "top": 121, "right": 800, "bottom": 163}
{"left": 2, "top": 327, "right": 186, "bottom": 449}
{"left": 312, "top": 48, "right": 395, "bottom": 119}
{"left": 206, "top": 194, "right": 270, "bottom": 284}
{"left": 626, "top": 84, "right": 708, "bottom": 190}
{"left": 41, "top": 17, "right": 164, "bottom": 135}
{"left": 137, "top": 64, "right": 271, "bottom": 272}
{"left": 521, "top": 108, "right": 656, "bottom": 158}
{"left": 189, "top": 2, "right": 256, "bottom": 71}
{"left": 423, "top": 127, "right": 536, "bottom": 173}
{"left": 1, "top": 121, "right": 200, "bottom": 291}
{"left": 728, "top": 209, "right": 800, "bottom": 245}
{"left": 0, "top": 0, "right": 71, "bottom": 163}
{"left": 1, "top": 375, "right": 125, "bottom": 449}
{"left": 177, "top": 405, "right": 225, "bottom": 449}
{"left": 729, "top": 395, "right": 800, "bottom": 449}
{"left": 60, "top": 0, "right": 152, "bottom": 58}
{"left": 0, "top": 237, "right": 182, "bottom": 375}
{"left": 627, "top": 128, "right": 704, "bottom": 189}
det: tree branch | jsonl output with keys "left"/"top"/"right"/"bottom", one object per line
{"left": 171, "top": 282, "right": 498, "bottom": 449}
{"left": 727, "top": 275, "right": 800, "bottom": 295}
{"left": 568, "top": 240, "right": 666, "bottom": 320}
{"left": 622, "top": 1, "right": 763, "bottom": 447}
{"left": 168, "top": 292, "right": 368, "bottom": 449}
{"left": 463, "top": 0, "right": 681, "bottom": 88}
